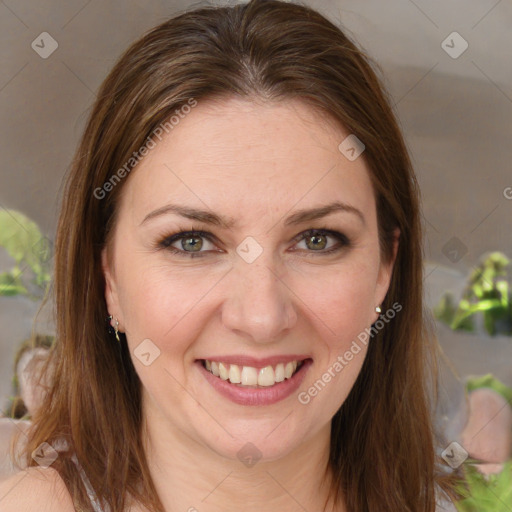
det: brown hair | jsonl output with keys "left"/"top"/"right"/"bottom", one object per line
{"left": 20, "top": 0, "right": 463, "bottom": 510}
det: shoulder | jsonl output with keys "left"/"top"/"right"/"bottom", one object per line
{"left": 0, "top": 466, "right": 75, "bottom": 512}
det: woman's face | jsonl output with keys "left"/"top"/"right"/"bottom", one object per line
{"left": 103, "top": 97, "right": 398, "bottom": 461}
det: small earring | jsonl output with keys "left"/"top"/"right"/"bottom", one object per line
{"left": 108, "top": 314, "right": 121, "bottom": 342}
{"left": 375, "top": 305, "right": 382, "bottom": 313}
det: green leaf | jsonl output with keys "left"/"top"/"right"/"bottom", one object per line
{"left": 0, "top": 209, "right": 51, "bottom": 290}
{"left": 434, "top": 293, "right": 457, "bottom": 325}
{"left": 496, "top": 281, "right": 509, "bottom": 306}
{"left": 471, "top": 282, "right": 484, "bottom": 298}
{"left": 0, "top": 210, "right": 42, "bottom": 261}
{"left": 0, "top": 271, "right": 27, "bottom": 296}
{"left": 454, "top": 461, "right": 512, "bottom": 512}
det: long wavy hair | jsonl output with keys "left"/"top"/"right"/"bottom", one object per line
{"left": 18, "top": 1, "right": 463, "bottom": 510}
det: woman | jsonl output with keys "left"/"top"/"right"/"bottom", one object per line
{"left": 0, "top": 0, "right": 463, "bottom": 510}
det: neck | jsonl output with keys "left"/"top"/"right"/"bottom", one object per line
{"left": 141, "top": 403, "right": 343, "bottom": 512}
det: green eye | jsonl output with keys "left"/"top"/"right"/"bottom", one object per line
{"left": 159, "top": 230, "right": 215, "bottom": 258}
{"left": 292, "top": 229, "right": 350, "bottom": 255}
{"left": 158, "top": 228, "right": 350, "bottom": 258}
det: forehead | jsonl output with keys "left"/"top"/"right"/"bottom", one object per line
{"left": 119, "top": 97, "right": 375, "bottom": 227}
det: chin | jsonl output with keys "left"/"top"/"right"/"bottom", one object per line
{"left": 198, "top": 415, "right": 314, "bottom": 465}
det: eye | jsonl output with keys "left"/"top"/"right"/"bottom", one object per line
{"left": 157, "top": 227, "right": 351, "bottom": 258}
{"left": 158, "top": 229, "right": 218, "bottom": 258}
{"left": 292, "top": 229, "right": 350, "bottom": 255}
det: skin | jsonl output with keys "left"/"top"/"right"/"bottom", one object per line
{"left": 102, "top": 96, "right": 399, "bottom": 512}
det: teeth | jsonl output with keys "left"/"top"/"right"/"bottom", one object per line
{"left": 203, "top": 359, "right": 304, "bottom": 387}
{"left": 274, "top": 363, "right": 285, "bottom": 382}
{"left": 284, "top": 362, "right": 294, "bottom": 379}
{"left": 218, "top": 362, "right": 229, "bottom": 380}
{"left": 258, "top": 366, "right": 275, "bottom": 387}
{"left": 241, "top": 366, "right": 258, "bottom": 386}
{"left": 228, "top": 364, "right": 241, "bottom": 383}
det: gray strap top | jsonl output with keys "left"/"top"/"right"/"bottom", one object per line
{"left": 70, "top": 453, "right": 108, "bottom": 512}
{"left": 53, "top": 438, "right": 108, "bottom": 512}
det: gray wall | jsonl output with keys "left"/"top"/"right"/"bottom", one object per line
{"left": 1, "top": 0, "right": 511, "bottom": 407}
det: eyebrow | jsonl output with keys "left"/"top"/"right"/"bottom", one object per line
{"left": 140, "top": 200, "right": 365, "bottom": 228}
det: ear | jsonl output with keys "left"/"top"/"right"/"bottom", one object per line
{"left": 373, "top": 228, "right": 400, "bottom": 320}
{"left": 101, "top": 246, "right": 123, "bottom": 329}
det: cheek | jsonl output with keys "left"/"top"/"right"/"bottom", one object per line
{"left": 290, "top": 257, "right": 379, "bottom": 347}
{"left": 115, "top": 257, "right": 221, "bottom": 351}
{"left": 293, "top": 266, "right": 375, "bottom": 417}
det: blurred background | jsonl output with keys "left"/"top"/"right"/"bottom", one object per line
{"left": 0, "top": 0, "right": 511, "bottom": 495}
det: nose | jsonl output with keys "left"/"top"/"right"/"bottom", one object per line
{"left": 221, "top": 254, "right": 298, "bottom": 344}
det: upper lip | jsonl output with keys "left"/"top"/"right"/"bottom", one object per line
{"left": 197, "top": 354, "right": 311, "bottom": 368}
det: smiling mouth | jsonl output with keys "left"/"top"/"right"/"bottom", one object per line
{"left": 201, "top": 359, "right": 307, "bottom": 388}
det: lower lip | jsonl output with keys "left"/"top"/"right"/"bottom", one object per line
{"left": 197, "top": 359, "right": 312, "bottom": 406}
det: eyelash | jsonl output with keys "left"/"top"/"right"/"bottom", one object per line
{"left": 157, "top": 226, "right": 351, "bottom": 259}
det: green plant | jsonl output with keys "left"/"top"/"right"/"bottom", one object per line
{"left": 434, "top": 252, "right": 512, "bottom": 336}
{"left": 0, "top": 209, "right": 52, "bottom": 300}
{"left": 454, "top": 460, "right": 512, "bottom": 511}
